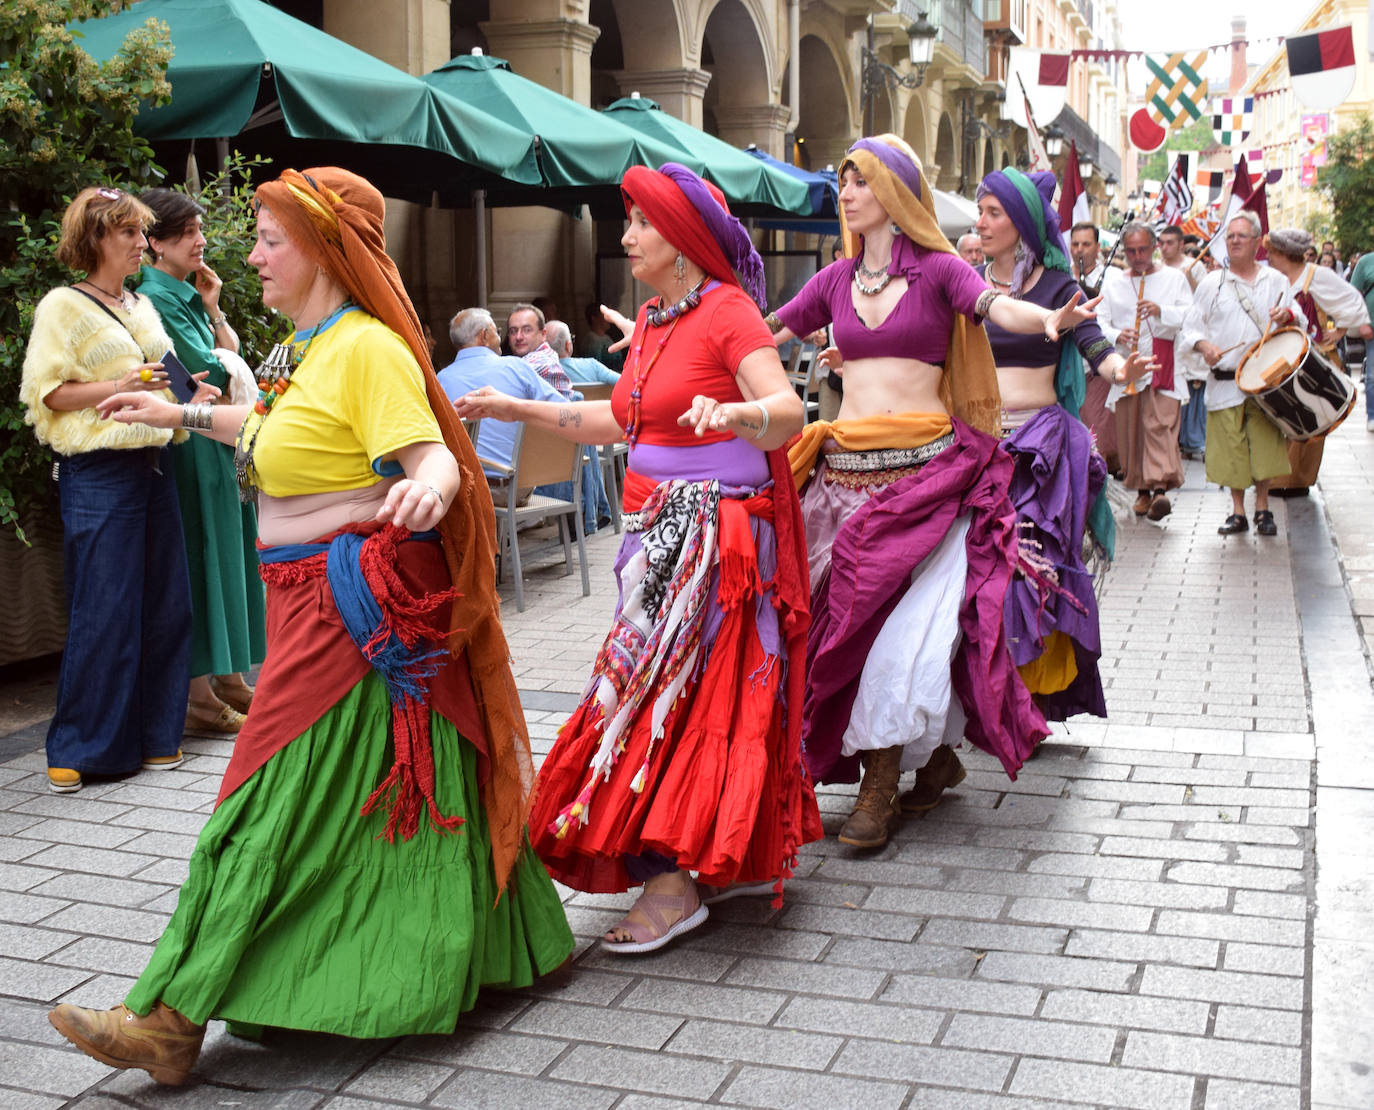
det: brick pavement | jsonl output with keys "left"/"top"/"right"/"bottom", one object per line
{"left": 2, "top": 414, "right": 1372, "bottom": 1109}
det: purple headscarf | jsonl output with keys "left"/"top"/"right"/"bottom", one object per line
{"left": 845, "top": 138, "right": 922, "bottom": 202}
{"left": 976, "top": 168, "right": 1071, "bottom": 296}
{"left": 655, "top": 163, "right": 768, "bottom": 310}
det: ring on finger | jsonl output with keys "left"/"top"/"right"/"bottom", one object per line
{"left": 139, "top": 368, "right": 153, "bottom": 382}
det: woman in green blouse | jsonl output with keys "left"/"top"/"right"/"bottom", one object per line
{"left": 139, "top": 189, "right": 265, "bottom": 734}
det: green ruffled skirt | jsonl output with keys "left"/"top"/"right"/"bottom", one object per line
{"left": 125, "top": 674, "right": 573, "bottom": 1037}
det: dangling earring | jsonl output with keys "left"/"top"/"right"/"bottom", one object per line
{"left": 673, "top": 253, "right": 686, "bottom": 281}
{"left": 1014, "top": 240, "right": 1027, "bottom": 263}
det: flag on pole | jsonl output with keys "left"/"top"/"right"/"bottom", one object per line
{"left": 1210, "top": 96, "right": 1253, "bottom": 146}
{"left": 1144, "top": 51, "right": 1210, "bottom": 135}
{"left": 1057, "top": 141, "right": 1090, "bottom": 230}
{"left": 1162, "top": 152, "right": 1195, "bottom": 224}
{"left": 1038, "top": 53, "right": 1071, "bottom": 87}
{"left": 1017, "top": 74, "right": 1052, "bottom": 172}
{"left": 1195, "top": 168, "right": 1226, "bottom": 205}
{"left": 1286, "top": 26, "right": 1357, "bottom": 110}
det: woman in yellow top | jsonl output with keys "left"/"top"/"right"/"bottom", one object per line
{"left": 48, "top": 167, "right": 572, "bottom": 1086}
{"left": 20, "top": 187, "right": 194, "bottom": 793}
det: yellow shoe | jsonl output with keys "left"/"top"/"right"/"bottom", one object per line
{"left": 142, "top": 749, "right": 184, "bottom": 771}
{"left": 47, "top": 767, "right": 83, "bottom": 794}
{"left": 184, "top": 701, "right": 246, "bottom": 739}
{"left": 49, "top": 1001, "right": 204, "bottom": 1086}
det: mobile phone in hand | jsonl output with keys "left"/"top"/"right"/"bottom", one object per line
{"left": 159, "top": 349, "right": 198, "bottom": 404}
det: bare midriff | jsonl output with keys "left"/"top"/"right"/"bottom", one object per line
{"left": 837, "top": 356, "right": 947, "bottom": 420}
{"left": 996, "top": 364, "right": 1057, "bottom": 412}
{"left": 256, "top": 478, "right": 398, "bottom": 546}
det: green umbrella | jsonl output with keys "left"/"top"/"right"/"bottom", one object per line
{"left": 602, "top": 96, "right": 816, "bottom": 215}
{"left": 423, "top": 54, "right": 700, "bottom": 191}
{"left": 69, "top": 0, "right": 541, "bottom": 189}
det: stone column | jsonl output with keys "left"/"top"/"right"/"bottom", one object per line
{"left": 713, "top": 104, "right": 793, "bottom": 159}
{"left": 611, "top": 69, "right": 713, "bottom": 129}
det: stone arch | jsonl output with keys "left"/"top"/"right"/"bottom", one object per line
{"left": 902, "top": 94, "right": 929, "bottom": 166}
{"left": 795, "top": 32, "right": 851, "bottom": 171}
{"left": 699, "top": 0, "right": 780, "bottom": 147}
{"left": 983, "top": 138, "right": 995, "bottom": 185}
{"left": 606, "top": 0, "right": 687, "bottom": 71}
{"left": 934, "top": 111, "right": 957, "bottom": 191}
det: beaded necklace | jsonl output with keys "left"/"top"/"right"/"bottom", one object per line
{"left": 646, "top": 276, "right": 708, "bottom": 327}
{"left": 233, "top": 301, "right": 353, "bottom": 497}
{"left": 852, "top": 256, "right": 893, "bottom": 296}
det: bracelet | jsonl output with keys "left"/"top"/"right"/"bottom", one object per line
{"left": 208, "top": 314, "right": 228, "bottom": 329}
{"left": 764, "top": 312, "right": 784, "bottom": 334}
{"left": 180, "top": 403, "right": 214, "bottom": 430}
{"left": 751, "top": 400, "right": 770, "bottom": 441}
{"left": 423, "top": 483, "right": 444, "bottom": 507}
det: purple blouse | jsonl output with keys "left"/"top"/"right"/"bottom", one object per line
{"left": 978, "top": 266, "right": 1112, "bottom": 371}
{"left": 778, "top": 238, "right": 989, "bottom": 365}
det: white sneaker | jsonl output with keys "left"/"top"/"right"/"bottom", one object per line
{"left": 1367, "top": 418, "right": 1374, "bottom": 432}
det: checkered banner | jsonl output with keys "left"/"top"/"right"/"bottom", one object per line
{"left": 1144, "top": 51, "right": 1210, "bottom": 133}
{"left": 1211, "top": 95, "right": 1253, "bottom": 146}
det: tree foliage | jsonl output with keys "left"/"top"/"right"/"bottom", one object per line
{"left": 1318, "top": 114, "right": 1374, "bottom": 256}
{"left": 0, "top": 0, "right": 171, "bottom": 539}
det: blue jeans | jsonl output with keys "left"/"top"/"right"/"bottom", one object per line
{"left": 538, "top": 446, "right": 611, "bottom": 533}
{"left": 47, "top": 448, "right": 191, "bottom": 774}
{"left": 1179, "top": 381, "right": 1207, "bottom": 453}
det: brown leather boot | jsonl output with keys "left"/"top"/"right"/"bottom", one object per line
{"left": 49, "top": 1001, "right": 204, "bottom": 1086}
{"left": 838, "top": 746, "right": 903, "bottom": 848}
{"left": 899, "top": 745, "right": 967, "bottom": 813}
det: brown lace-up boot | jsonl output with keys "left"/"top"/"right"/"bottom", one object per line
{"left": 899, "top": 744, "right": 967, "bottom": 813}
{"left": 49, "top": 1001, "right": 204, "bottom": 1086}
{"left": 838, "top": 746, "right": 904, "bottom": 848}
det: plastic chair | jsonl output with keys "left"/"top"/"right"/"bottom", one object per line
{"left": 479, "top": 422, "right": 591, "bottom": 612}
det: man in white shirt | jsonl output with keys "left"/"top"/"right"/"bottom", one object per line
{"left": 1071, "top": 221, "right": 1119, "bottom": 474}
{"left": 1097, "top": 223, "right": 1194, "bottom": 520}
{"left": 1069, "top": 222, "right": 1108, "bottom": 296}
{"left": 1160, "top": 225, "right": 1206, "bottom": 292}
{"left": 1262, "top": 227, "right": 1372, "bottom": 495}
{"left": 1180, "top": 213, "right": 1306, "bottom": 536}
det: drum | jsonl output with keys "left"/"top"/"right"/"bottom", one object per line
{"left": 1236, "top": 326, "right": 1357, "bottom": 441}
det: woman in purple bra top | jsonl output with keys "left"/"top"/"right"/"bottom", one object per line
{"left": 766, "top": 136, "right": 1101, "bottom": 851}
{"left": 975, "top": 168, "right": 1153, "bottom": 725}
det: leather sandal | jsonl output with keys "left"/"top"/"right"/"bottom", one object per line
{"left": 184, "top": 702, "right": 246, "bottom": 739}
{"left": 1217, "top": 513, "right": 1248, "bottom": 535}
{"left": 1146, "top": 491, "right": 1172, "bottom": 521}
{"left": 1254, "top": 509, "right": 1277, "bottom": 536}
{"left": 602, "top": 885, "right": 708, "bottom": 955}
{"left": 209, "top": 675, "right": 254, "bottom": 715}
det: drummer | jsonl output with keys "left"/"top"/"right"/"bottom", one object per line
{"left": 1180, "top": 212, "right": 1306, "bottom": 537}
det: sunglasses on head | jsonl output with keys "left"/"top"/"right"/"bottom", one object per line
{"left": 96, "top": 187, "right": 123, "bottom": 201}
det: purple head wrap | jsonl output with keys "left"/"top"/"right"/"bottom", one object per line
{"left": 975, "top": 168, "right": 1071, "bottom": 296}
{"left": 845, "top": 138, "right": 923, "bottom": 202}
{"left": 655, "top": 162, "right": 768, "bottom": 311}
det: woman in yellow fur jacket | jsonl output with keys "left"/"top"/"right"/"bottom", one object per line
{"left": 20, "top": 187, "right": 195, "bottom": 794}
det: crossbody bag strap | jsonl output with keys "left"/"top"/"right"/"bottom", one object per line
{"left": 71, "top": 286, "right": 140, "bottom": 341}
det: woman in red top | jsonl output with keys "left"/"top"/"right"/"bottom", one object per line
{"left": 456, "top": 163, "right": 820, "bottom": 954}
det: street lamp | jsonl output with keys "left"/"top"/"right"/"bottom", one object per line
{"left": 1104, "top": 173, "right": 1118, "bottom": 201}
{"left": 1079, "top": 156, "right": 1094, "bottom": 181}
{"left": 1043, "top": 125, "right": 1065, "bottom": 158}
{"left": 862, "top": 10, "right": 939, "bottom": 99}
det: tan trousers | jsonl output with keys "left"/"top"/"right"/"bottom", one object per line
{"left": 1080, "top": 374, "right": 1120, "bottom": 473}
{"left": 1116, "top": 389, "right": 1183, "bottom": 492}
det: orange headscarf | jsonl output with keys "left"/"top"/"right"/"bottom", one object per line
{"left": 253, "top": 167, "right": 531, "bottom": 894}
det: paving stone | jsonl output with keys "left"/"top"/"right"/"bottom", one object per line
{"left": 976, "top": 950, "right": 1136, "bottom": 992}
{"left": 194, "top": 1028, "right": 393, "bottom": 1090}
{"left": 832, "top": 1039, "right": 1012, "bottom": 1091}
{"left": 1007, "top": 896, "right": 1154, "bottom": 932}
{"left": 394, "top": 1029, "right": 566, "bottom": 1074}
{"left": 1140, "top": 965, "right": 1305, "bottom": 1010}
{"left": 27, "top": 873, "right": 173, "bottom": 910}
{"left": 13, "top": 818, "right": 144, "bottom": 851}
{"left": 862, "top": 887, "right": 1007, "bottom": 919}
{"left": 943, "top": 1012, "right": 1117, "bottom": 1062}
{"left": 0, "top": 924, "right": 76, "bottom": 960}
{"left": 724, "top": 956, "right": 886, "bottom": 999}
{"left": 694, "top": 923, "right": 829, "bottom": 960}
{"left": 41, "top": 935, "right": 155, "bottom": 977}
{"left": 1203, "top": 1079, "right": 1302, "bottom": 1110}
{"left": 1183, "top": 823, "right": 1304, "bottom": 846}
{"left": 523, "top": 967, "right": 633, "bottom": 1007}
{"left": 825, "top": 937, "right": 978, "bottom": 976}
{"left": 79, "top": 783, "right": 211, "bottom": 813}
{"left": 1087, "top": 876, "right": 1229, "bottom": 910}
{"left": 775, "top": 901, "right": 919, "bottom": 941}
{"left": 1213, "top": 1005, "right": 1304, "bottom": 1046}
{"left": 345, "top": 1055, "right": 465, "bottom": 1101}
{"left": 0, "top": 1087, "right": 64, "bottom": 1110}
{"left": 1009, "top": 1057, "right": 1195, "bottom": 1109}
{"left": 1040, "top": 987, "right": 1210, "bottom": 1033}
{"left": 1166, "top": 861, "right": 1305, "bottom": 892}
{"left": 775, "top": 996, "right": 943, "bottom": 1043}
{"left": 945, "top": 871, "right": 1089, "bottom": 900}
{"left": 0, "top": 1042, "right": 122, "bottom": 1096}
{"left": 665, "top": 1018, "right": 842, "bottom": 1070}
{"left": 1221, "top": 942, "right": 1306, "bottom": 977}
{"left": 1157, "top": 909, "right": 1306, "bottom": 946}
{"left": 39, "top": 902, "right": 167, "bottom": 943}
{"left": 919, "top": 919, "right": 1069, "bottom": 955}
{"left": 880, "top": 973, "right": 1041, "bottom": 1016}
{"left": 1233, "top": 844, "right": 1306, "bottom": 869}
{"left": 1064, "top": 929, "right": 1219, "bottom": 968}
{"left": 0, "top": 955, "right": 91, "bottom": 1003}
{"left": 1122, "top": 1030, "right": 1302, "bottom": 1084}
{"left": 549, "top": 1044, "right": 729, "bottom": 1100}
{"left": 508, "top": 1000, "right": 680, "bottom": 1050}
{"left": 1065, "top": 779, "right": 1188, "bottom": 804}
{"left": 21, "top": 843, "right": 159, "bottom": 879}
{"left": 1099, "top": 835, "right": 1230, "bottom": 862}
{"left": 720, "top": 1065, "right": 909, "bottom": 1110}
{"left": 619, "top": 978, "right": 785, "bottom": 1024}
{"left": 8, "top": 796, "right": 135, "bottom": 824}
{"left": 1243, "top": 807, "right": 1311, "bottom": 827}
{"left": 120, "top": 830, "right": 200, "bottom": 859}
{"left": 431, "top": 1070, "right": 616, "bottom": 1110}
{"left": 1232, "top": 890, "right": 1310, "bottom": 919}
{"left": 1025, "top": 853, "right": 1164, "bottom": 881}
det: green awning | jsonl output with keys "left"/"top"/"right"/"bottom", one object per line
{"left": 423, "top": 55, "right": 698, "bottom": 191}
{"left": 69, "top": 0, "right": 541, "bottom": 188}
{"left": 603, "top": 96, "right": 816, "bottom": 215}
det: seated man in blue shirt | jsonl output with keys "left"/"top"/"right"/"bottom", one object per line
{"left": 439, "top": 308, "right": 611, "bottom": 531}
{"left": 544, "top": 320, "right": 619, "bottom": 385}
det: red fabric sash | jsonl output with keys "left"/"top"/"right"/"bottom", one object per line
{"left": 217, "top": 527, "right": 488, "bottom": 809}
{"left": 1151, "top": 337, "right": 1176, "bottom": 392}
